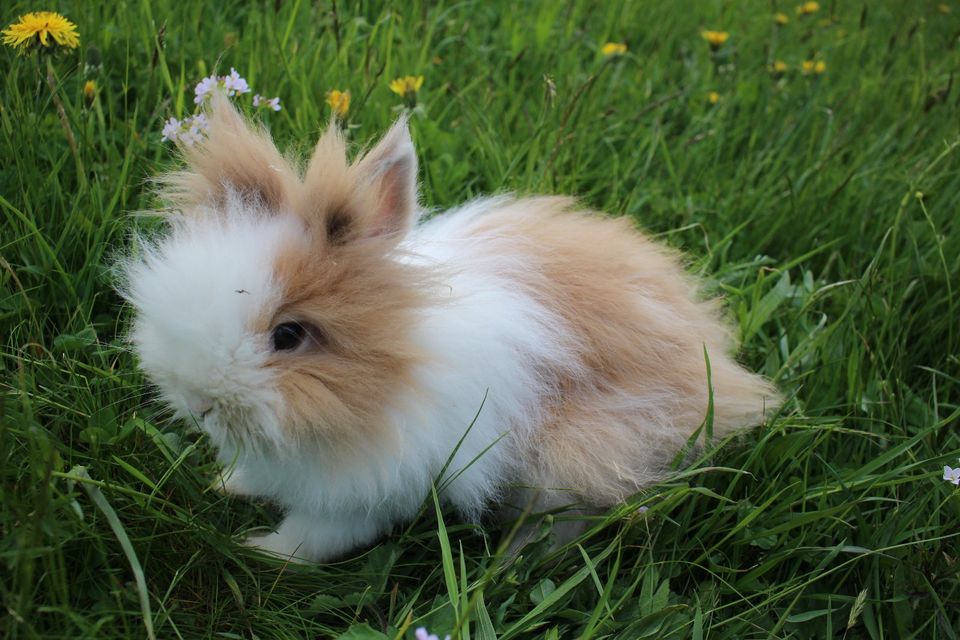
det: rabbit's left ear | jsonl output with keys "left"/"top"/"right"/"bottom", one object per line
{"left": 352, "top": 117, "right": 419, "bottom": 237}
{"left": 159, "top": 92, "right": 300, "bottom": 213}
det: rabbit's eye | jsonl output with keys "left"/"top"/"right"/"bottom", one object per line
{"left": 271, "top": 322, "right": 307, "bottom": 351}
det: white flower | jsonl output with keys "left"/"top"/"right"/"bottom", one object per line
{"left": 165, "top": 68, "right": 279, "bottom": 146}
{"left": 945, "top": 463, "right": 960, "bottom": 486}
{"left": 223, "top": 67, "right": 250, "bottom": 96}
{"left": 181, "top": 114, "right": 209, "bottom": 146}
{"left": 193, "top": 75, "right": 218, "bottom": 104}
{"left": 162, "top": 114, "right": 209, "bottom": 146}
{"left": 192, "top": 112, "right": 209, "bottom": 129}
{"left": 414, "top": 628, "right": 450, "bottom": 640}
{"left": 253, "top": 94, "right": 282, "bottom": 111}
{"left": 161, "top": 117, "right": 181, "bottom": 142}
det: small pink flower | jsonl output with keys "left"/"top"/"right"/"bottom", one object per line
{"left": 414, "top": 628, "right": 450, "bottom": 640}
{"left": 165, "top": 68, "right": 279, "bottom": 145}
{"left": 181, "top": 114, "right": 208, "bottom": 145}
{"left": 223, "top": 67, "right": 250, "bottom": 96}
{"left": 254, "top": 94, "right": 282, "bottom": 111}
{"left": 193, "top": 75, "right": 218, "bottom": 104}
{"left": 161, "top": 117, "right": 182, "bottom": 142}
{"left": 945, "top": 463, "right": 960, "bottom": 486}
{"left": 161, "top": 114, "right": 209, "bottom": 145}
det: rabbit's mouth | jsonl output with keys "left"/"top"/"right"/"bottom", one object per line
{"left": 195, "top": 397, "right": 287, "bottom": 454}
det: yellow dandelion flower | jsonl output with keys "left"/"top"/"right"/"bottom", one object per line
{"left": 708, "top": 91, "right": 720, "bottom": 104}
{"left": 814, "top": 60, "right": 826, "bottom": 74}
{"left": 389, "top": 75, "right": 424, "bottom": 97}
{"left": 701, "top": 30, "right": 730, "bottom": 50}
{"left": 326, "top": 89, "right": 351, "bottom": 118}
{"left": 601, "top": 42, "right": 628, "bottom": 57}
{"left": 2, "top": 11, "right": 79, "bottom": 54}
{"left": 801, "top": 59, "right": 826, "bottom": 74}
{"left": 83, "top": 79, "right": 96, "bottom": 102}
{"left": 938, "top": 3, "right": 950, "bottom": 13}
{"left": 775, "top": 12, "right": 790, "bottom": 25}
{"left": 770, "top": 60, "right": 788, "bottom": 75}
{"left": 796, "top": 1, "right": 820, "bottom": 16}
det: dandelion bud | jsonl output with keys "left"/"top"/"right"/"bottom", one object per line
{"left": 83, "top": 80, "right": 96, "bottom": 104}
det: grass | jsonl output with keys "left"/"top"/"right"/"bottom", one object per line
{"left": 1, "top": 1, "right": 959, "bottom": 638}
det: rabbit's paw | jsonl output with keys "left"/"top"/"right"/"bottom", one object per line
{"left": 244, "top": 529, "right": 312, "bottom": 563}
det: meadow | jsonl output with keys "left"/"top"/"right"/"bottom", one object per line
{"left": 2, "top": 1, "right": 959, "bottom": 638}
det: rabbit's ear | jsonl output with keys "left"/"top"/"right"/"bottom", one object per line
{"left": 158, "top": 91, "right": 299, "bottom": 213}
{"left": 351, "top": 117, "right": 419, "bottom": 237}
{"left": 300, "top": 121, "right": 358, "bottom": 244}
{"left": 299, "top": 118, "right": 417, "bottom": 246}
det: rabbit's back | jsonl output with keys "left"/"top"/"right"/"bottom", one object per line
{"left": 409, "top": 196, "right": 777, "bottom": 508}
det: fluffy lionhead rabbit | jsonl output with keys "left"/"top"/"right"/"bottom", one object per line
{"left": 122, "top": 94, "right": 777, "bottom": 562}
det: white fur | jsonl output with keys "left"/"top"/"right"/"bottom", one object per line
{"left": 122, "top": 199, "right": 307, "bottom": 450}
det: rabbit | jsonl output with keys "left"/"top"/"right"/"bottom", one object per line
{"left": 120, "top": 93, "right": 778, "bottom": 562}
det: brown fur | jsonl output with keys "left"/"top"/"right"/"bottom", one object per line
{"left": 464, "top": 199, "right": 778, "bottom": 506}
{"left": 273, "top": 118, "right": 425, "bottom": 448}
{"left": 269, "top": 236, "right": 427, "bottom": 445}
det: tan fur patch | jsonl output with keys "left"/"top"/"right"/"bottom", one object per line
{"left": 267, "top": 116, "right": 429, "bottom": 447}
{"left": 268, "top": 235, "right": 428, "bottom": 447}
{"left": 463, "top": 198, "right": 779, "bottom": 506}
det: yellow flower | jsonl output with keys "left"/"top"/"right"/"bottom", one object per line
{"left": 2, "top": 11, "right": 79, "bottom": 54}
{"left": 701, "top": 30, "right": 729, "bottom": 49}
{"left": 83, "top": 79, "right": 96, "bottom": 102}
{"left": 326, "top": 89, "right": 350, "bottom": 118}
{"left": 938, "top": 3, "right": 951, "bottom": 13}
{"left": 601, "top": 42, "right": 628, "bottom": 57}
{"left": 770, "top": 60, "right": 788, "bottom": 75}
{"left": 389, "top": 75, "right": 424, "bottom": 97}
{"left": 796, "top": 2, "right": 820, "bottom": 16}
{"left": 814, "top": 60, "right": 826, "bottom": 74}
{"left": 775, "top": 12, "right": 790, "bottom": 25}
{"left": 801, "top": 59, "right": 826, "bottom": 74}
{"left": 708, "top": 91, "right": 720, "bottom": 104}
